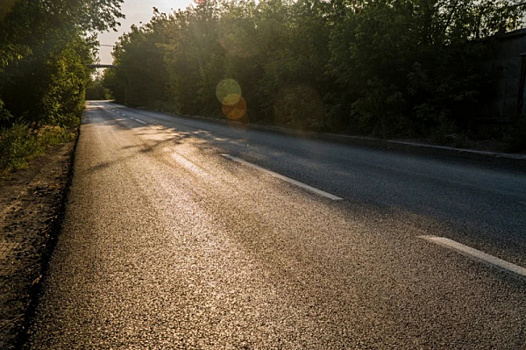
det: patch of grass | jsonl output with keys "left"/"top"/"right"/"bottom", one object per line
{"left": 0, "top": 123, "right": 75, "bottom": 174}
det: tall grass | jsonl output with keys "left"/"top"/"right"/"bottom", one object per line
{"left": 0, "top": 124, "right": 75, "bottom": 174}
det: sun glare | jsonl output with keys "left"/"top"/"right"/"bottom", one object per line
{"left": 216, "top": 79, "right": 247, "bottom": 121}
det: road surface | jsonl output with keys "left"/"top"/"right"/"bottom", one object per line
{"left": 27, "top": 101, "right": 526, "bottom": 349}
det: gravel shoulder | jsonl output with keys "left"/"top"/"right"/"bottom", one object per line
{"left": 0, "top": 137, "right": 76, "bottom": 349}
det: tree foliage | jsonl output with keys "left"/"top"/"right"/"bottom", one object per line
{"left": 0, "top": 0, "right": 124, "bottom": 128}
{"left": 0, "top": 0, "right": 123, "bottom": 172}
{"left": 105, "top": 0, "right": 526, "bottom": 138}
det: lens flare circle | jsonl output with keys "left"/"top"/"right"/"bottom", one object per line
{"left": 222, "top": 95, "right": 247, "bottom": 120}
{"left": 216, "top": 79, "right": 242, "bottom": 105}
{"left": 223, "top": 93, "right": 242, "bottom": 106}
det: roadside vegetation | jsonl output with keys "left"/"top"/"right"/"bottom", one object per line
{"left": 0, "top": 0, "right": 124, "bottom": 174}
{"left": 0, "top": 124, "right": 75, "bottom": 174}
{"left": 103, "top": 0, "right": 526, "bottom": 151}
{"left": 86, "top": 76, "right": 113, "bottom": 101}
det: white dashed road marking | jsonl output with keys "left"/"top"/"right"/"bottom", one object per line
{"left": 221, "top": 154, "right": 343, "bottom": 201}
{"left": 419, "top": 235, "right": 526, "bottom": 278}
{"left": 133, "top": 118, "right": 147, "bottom": 124}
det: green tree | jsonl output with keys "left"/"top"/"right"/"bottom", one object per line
{"left": 101, "top": 0, "right": 526, "bottom": 142}
{"left": 0, "top": 0, "right": 124, "bottom": 127}
{"left": 106, "top": 13, "right": 170, "bottom": 107}
{"left": 328, "top": 0, "right": 526, "bottom": 137}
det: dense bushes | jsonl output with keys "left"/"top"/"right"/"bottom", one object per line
{"left": 104, "top": 0, "right": 526, "bottom": 146}
{"left": 0, "top": 0, "right": 123, "bottom": 172}
{"left": 0, "top": 124, "right": 75, "bottom": 173}
{"left": 86, "top": 78, "right": 112, "bottom": 100}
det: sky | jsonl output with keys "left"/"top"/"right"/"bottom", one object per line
{"left": 97, "top": 0, "right": 194, "bottom": 64}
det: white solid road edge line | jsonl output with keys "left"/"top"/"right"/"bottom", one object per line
{"left": 221, "top": 154, "right": 343, "bottom": 201}
{"left": 419, "top": 235, "right": 526, "bottom": 278}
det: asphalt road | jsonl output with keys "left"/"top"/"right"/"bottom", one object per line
{"left": 27, "top": 101, "right": 526, "bottom": 349}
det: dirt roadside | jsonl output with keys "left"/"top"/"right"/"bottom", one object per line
{"left": 0, "top": 134, "right": 77, "bottom": 349}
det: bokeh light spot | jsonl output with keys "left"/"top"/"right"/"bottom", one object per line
{"left": 223, "top": 93, "right": 242, "bottom": 106}
{"left": 222, "top": 95, "right": 247, "bottom": 120}
{"left": 216, "top": 79, "right": 242, "bottom": 105}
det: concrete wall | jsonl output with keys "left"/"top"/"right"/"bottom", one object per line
{"left": 480, "top": 29, "right": 526, "bottom": 123}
